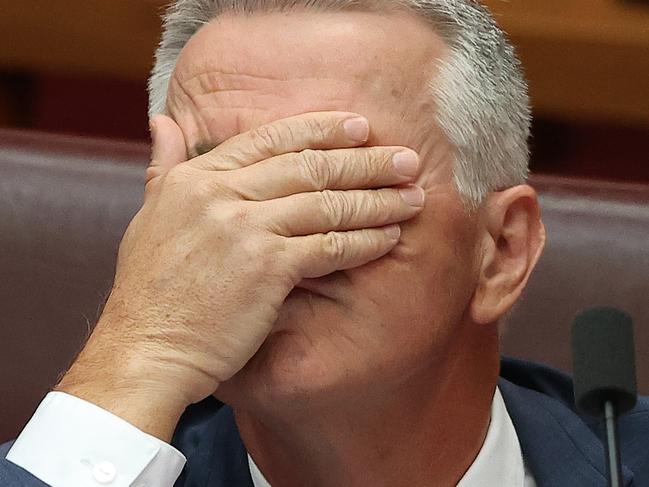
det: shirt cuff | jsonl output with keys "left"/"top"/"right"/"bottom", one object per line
{"left": 6, "top": 391, "right": 186, "bottom": 487}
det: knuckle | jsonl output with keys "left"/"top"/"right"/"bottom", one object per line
{"left": 266, "top": 236, "right": 291, "bottom": 271}
{"left": 209, "top": 202, "right": 251, "bottom": 228}
{"left": 191, "top": 178, "right": 213, "bottom": 201}
{"left": 275, "top": 245, "right": 303, "bottom": 288}
{"left": 298, "top": 149, "right": 332, "bottom": 190}
{"left": 357, "top": 149, "right": 381, "bottom": 184}
{"left": 196, "top": 150, "right": 223, "bottom": 170}
{"left": 352, "top": 190, "right": 379, "bottom": 219}
{"left": 374, "top": 188, "right": 396, "bottom": 212}
{"left": 249, "top": 123, "right": 286, "bottom": 153}
{"left": 379, "top": 147, "right": 398, "bottom": 173}
{"left": 145, "top": 165, "right": 160, "bottom": 184}
{"left": 238, "top": 232, "right": 270, "bottom": 257}
{"left": 241, "top": 233, "right": 290, "bottom": 275}
{"left": 364, "top": 228, "right": 385, "bottom": 253}
{"left": 320, "top": 190, "right": 349, "bottom": 228}
{"left": 323, "top": 231, "right": 347, "bottom": 262}
{"left": 189, "top": 174, "right": 229, "bottom": 204}
{"left": 157, "top": 165, "right": 191, "bottom": 197}
{"left": 164, "top": 164, "right": 189, "bottom": 186}
{"left": 202, "top": 173, "right": 231, "bottom": 195}
{"left": 303, "top": 117, "right": 330, "bottom": 141}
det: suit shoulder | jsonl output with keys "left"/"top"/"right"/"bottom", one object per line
{"left": 500, "top": 356, "right": 576, "bottom": 407}
{"left": 501, "top": 356, "right": 649, "bottom": 414}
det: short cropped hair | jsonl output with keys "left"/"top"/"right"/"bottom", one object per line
{"left": 148, "top": 0, "right": 531, "bottom": 207}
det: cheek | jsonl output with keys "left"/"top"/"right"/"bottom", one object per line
{"left": 347, "top": 202, "right": 479, "bottom": 351}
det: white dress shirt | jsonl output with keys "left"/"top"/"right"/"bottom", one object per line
{"left": 7, "top": 388, "right": 536, "bottom": 486}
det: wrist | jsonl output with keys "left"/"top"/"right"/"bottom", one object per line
{"left": 56, "top": 365, "right": 189, "bottom": 442}
{"left": 55, "top": 340, "right": 191, "bottom": 442}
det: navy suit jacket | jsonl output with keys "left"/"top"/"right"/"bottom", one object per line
{"left": 2, "top": 358, "right": 648, "bottom": 486}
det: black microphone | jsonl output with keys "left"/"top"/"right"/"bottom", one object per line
{"left": 571, "top": 307, "right": 637, "bottom": 487}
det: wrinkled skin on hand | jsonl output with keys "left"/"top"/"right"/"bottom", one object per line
{"left": 66, "top": 110, "right": 424, "bottom": 409}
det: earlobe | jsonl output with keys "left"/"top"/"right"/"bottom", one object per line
{"left": 469, "top": 185, "right": 546, "bottom": 325}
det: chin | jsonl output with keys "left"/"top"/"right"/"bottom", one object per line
{"left": 216, "top": 322, "right": 359, "bottom": 412}
{"left": 216, "top": 289, "right": 398, "bottom": 412}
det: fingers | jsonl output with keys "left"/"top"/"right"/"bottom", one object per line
{"left": 263, "top": 186, "right": 425, "bottom": 237}
{"left": 287, "top": 226, "right": 402, "bottom": 278}
{"left": 188, "top": 111, "right": 370, "bottom": 171}
{"left": 228, "top": 146, "right": 420, "bottom": 200}
{"left": 146, "top": 114, "right": 187, "bottom": 196}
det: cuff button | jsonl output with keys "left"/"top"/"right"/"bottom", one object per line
{"left": 93, "top": 461, "right": 117, "bottom": 484}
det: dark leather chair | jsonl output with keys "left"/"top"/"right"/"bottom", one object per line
{"left": 1, "top": 129, "right": 648, "bottom": 444}
{"left": 0, "top": 130, "right": 146, "bottom": 443}
{"left": 501, "top": 176, "right": 649, "bottom": 397}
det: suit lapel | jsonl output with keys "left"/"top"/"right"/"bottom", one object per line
{"left": 173, "top": 398, "right": 254, "bottom": 487}
{"left": 499, "top": 378, "right": 634, "bottom": 487}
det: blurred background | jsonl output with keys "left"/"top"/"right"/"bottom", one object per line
{"left": 0, "top": 0, "right": 648, "bottom": 179}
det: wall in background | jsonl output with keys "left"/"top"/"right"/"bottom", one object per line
{"left": 1, "top": 0, "right": 648, "bottom": 182}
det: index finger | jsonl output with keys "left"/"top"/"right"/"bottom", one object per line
{"left": 187, "top": 111, "right": 370, "bottom": 171}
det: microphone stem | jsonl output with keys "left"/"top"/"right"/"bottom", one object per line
{"left": 604, "top": 400, "right": 623, "bottom": 487}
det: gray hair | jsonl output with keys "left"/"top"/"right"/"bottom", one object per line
{"left": 148, "top": 0, "right": 531, "bottom": 206}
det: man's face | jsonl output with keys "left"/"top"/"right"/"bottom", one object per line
{"left": 167, "top": 10, "right": 483, "bottom": 410}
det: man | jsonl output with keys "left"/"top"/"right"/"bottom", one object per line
{"left": 1, "top": 0, "right": 648, "bottom": 486}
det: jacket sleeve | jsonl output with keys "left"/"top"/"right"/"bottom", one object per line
{"left": 1, "top": 442, "right": 50, "bottom": 486}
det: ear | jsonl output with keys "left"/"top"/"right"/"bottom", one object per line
{"left": 145, "top": 114, "right": 187, "bottom": 198}
{"left": 469, "top": 185, "right": 546, "bottom": 325}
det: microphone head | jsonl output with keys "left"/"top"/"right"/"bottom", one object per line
{"left": 571, "top": 306, "right": 637, "bottom": 417}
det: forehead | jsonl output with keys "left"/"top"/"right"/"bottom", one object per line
{"left": 167, "top": 9, "right": 447, "bottom": 153}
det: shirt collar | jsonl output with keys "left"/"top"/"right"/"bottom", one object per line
{"left": 248, "top": 387, "right": 531, "bottom": 487}
{"left": 457, "top": 387, "right": 528, "bottom": 486}
{"left": 249, "top": 453, "right": 272, "bottom": 487}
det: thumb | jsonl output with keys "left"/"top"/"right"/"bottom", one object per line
{"left": 146, "top": 114, "right": 187, "bottom": 193}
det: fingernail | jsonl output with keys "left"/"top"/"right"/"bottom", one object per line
{"left": 392, "top": 150, "right": 419, "bottom": 177}
{"left": 399, "top": 186, "right": 425, "bottom": 207}
{"left": 383, "top": 224, "right": 401, "bottom": 240}
{"left": 343, "top": 117, "right": 369, "bottom": 142}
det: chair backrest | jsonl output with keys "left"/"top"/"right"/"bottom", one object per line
{"left": 502, "top": 175, "right": 649, "bottom": 394}
{"left": 0, "top": 130, "right": 146, "bottom": 442}
{"left": 1, "top": 129, "right": 648, "bottom": 443}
